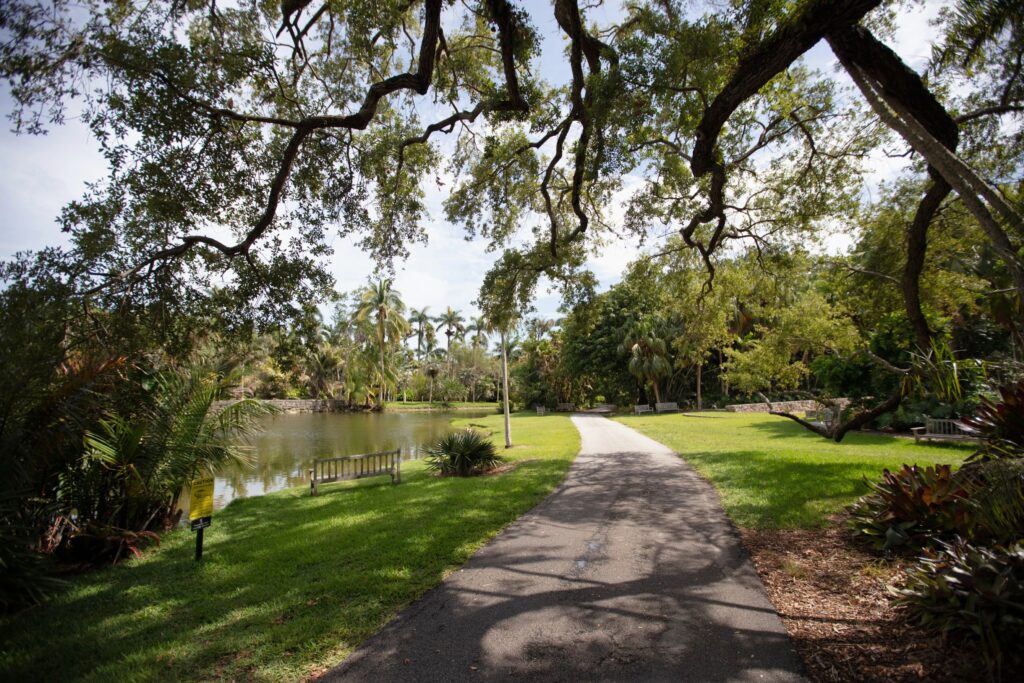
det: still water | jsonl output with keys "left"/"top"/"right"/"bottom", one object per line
{"left": 204, "top": 410, "right": 492, "bottom": 511}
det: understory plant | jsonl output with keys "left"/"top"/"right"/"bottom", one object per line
{"left": 848, "top": 464, "right": 972, "bottom": 552}
{"left": 55, "top": 367, "right": 274, "bottom": 564}
{"left": 896, "top": 539, "right": 1024, "bottom": 675}
{"left": 425, "top": 429, "right": 502, "bottom": 477}
{"left": 849, "top": 382, "right": 1024, "bottom": 672}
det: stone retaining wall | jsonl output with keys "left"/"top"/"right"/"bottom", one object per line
{"left": 213, "top": 398, "right": 351, "bottom": 413}
{"left": 725, "top": 399, "right": 849, "bottom": 414}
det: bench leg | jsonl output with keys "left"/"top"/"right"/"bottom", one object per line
{"left": 310, "top": 469, "right": 318, "bottom": 496}
{"left": 393, "top": 459, "right": 401, "bottom": 484}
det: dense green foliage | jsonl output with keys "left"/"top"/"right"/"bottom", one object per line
{"left": 0, "top": 413, "right": 579, "bottom": 681}
{"left": 847, "top": 385, "right": 1024, "bottom": 668}
{"left": 897, "top": 540, "right": 1024, "bottom": 671}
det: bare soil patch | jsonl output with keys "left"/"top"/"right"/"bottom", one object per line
{"left": 739, "top": 526, "right": 986, "bottom": 682}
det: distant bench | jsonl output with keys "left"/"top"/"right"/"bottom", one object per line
{"left": 805, "top": 407, "right": 838, "bottom": 425}
{"left": 912, "top": 418, "right": 979, "bottom": 444}
{"left": 655, "top": 402, "right": 681, "bottom": 413}
{"left": 309, "top": 449, "right": 401, "bottom": 495}
{"left": 634, "top": 404, "right": 653, "bottom": 415}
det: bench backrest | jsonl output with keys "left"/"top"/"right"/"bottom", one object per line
{"left": 311, "top": 449, "right": 400, "bottom": 486}
{"left": 926, "top": 418, "right": 968, "bottom": 436}
{"left": 635, "top": 404, "right": 653, "bottom": 413}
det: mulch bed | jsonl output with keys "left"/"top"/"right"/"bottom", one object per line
{"left": 739, "top": 526, "right": 987, "bottom": 682}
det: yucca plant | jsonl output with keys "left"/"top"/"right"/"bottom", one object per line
{"left": 425, "top": 430, "right": 502, "bottom": 477}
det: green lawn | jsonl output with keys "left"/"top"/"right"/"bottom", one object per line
{"left": 0, "top": 413, "right": 579, "bottom": 682}
{"left": 615, "top": 412, "right": 974, "bottom": 529}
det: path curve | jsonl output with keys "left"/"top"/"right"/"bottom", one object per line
{"left": 321, "top": 415, "right": 805, "bottom": 682}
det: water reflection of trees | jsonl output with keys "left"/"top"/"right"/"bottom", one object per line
{"left": 213, "top": 412, "right": 487, "bottom": 507}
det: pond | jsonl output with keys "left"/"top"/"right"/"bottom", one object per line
{"left": 189, "top": 410, "right": 494, "bottom": 513}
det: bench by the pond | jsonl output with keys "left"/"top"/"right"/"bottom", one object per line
{"left": 634, "top": 404, "right": 653, "bottom": 415}
{"left": 911, "top": 418, "right": 979, "bottom": 444}
{"left": 655, "top": 402, "right": 681, "bottom": 413}
{"left": 309, "top": 449, "right": 401, "bottom": 495}
{"left": 556, "top": 403, "right": 576, "bottom": 412}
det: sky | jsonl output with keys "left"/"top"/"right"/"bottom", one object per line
{"left": 0, "top": 0, "right": 948, "bottom": 322}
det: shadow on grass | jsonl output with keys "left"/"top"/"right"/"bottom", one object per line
{"left": 681, "top": 449, "right": 883, "bottom": 528}
{"left": 0, "top": 448, "right": 574, "bottom": 681}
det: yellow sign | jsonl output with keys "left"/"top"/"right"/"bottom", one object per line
{"left": 189, "top": 477, "right": 215, "bottom": 521}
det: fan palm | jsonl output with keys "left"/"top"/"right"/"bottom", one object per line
{"left": 619, "top": 323, "right": 672, "bottom": 404}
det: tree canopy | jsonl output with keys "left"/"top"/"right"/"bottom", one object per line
{"left": 1, "top": 0, "right": 1020, "bottom": 336}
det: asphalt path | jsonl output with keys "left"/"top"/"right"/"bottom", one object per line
{"left": 321, "top": 414, "right": 805, "bottom": 682}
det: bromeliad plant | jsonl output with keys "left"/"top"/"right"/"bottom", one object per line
{"left": 963, "top": 381, "right": 1024, "bottom": 462}
{"left": 896, "top": 539, "right": 1024, "bottom": 674}
{"left": 425, "top": 429, "right": 502, "bottom": 477}
{"left": 848, "top": 464, "right": 973, "bottom": 552}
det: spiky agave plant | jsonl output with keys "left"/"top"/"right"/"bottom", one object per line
{"left": 425, "top": 430, "right": 501, "bottom": 477}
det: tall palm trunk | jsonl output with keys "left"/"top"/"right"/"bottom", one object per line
{"left": 377, "top": 315, "right": 386, "bottom": 405}
{"left": 651, "top": 379, "right": 662, "bottom": 404}
{"left": 501, "top": 329, "right": 512, "bottom": 448}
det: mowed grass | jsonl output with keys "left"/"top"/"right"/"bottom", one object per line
{"left": 0, "top": 413, "right": 579, "bottom": 682}
{"left": 615, "top": 412, "right": 973, "bottom": 529}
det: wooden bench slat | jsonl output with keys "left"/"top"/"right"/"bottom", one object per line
{"left": 309, "top": 449, "right": 401, "bottom": 495}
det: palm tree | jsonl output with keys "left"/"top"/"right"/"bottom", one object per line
{"left": 408, "top": 307, "right": 432, "bottom": 359}
{"left": 355, "top": 279, "right": 408, "bottom": 404}
{"left": 468, "top": 315, "right": 489, "bottom": 349}
{"left": 619, "top": 322, "right": 672, "bottom": 404}
{"left": 435, "top": 307, "right": 465, "bottom": 352}
{"left": 424, "top": 362, "right": 440, "bottom": 404}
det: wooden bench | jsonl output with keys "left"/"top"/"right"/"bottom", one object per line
{"left": 634, "top": 404, "right": 653, "bottom": 414}
{"left": 309, "top": 449, "right": 401, "bottom": 495}
{"left": 912, "top": 418, "right": 978, "bottom": 443}
{"left": 805, "top": 407, "right": 837, "bottom": 425}
{"left": 655, "top": 402, "right": 681, "bottom": 413}
{"left": 535, "top": 405, "right": 547, "bottom": 415}
{"left": 556, "top": 403, "right": 576, "bottom": 412}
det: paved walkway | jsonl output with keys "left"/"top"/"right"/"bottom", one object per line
{"left": 322, "top": 415, "right": 805, "bottom": 682}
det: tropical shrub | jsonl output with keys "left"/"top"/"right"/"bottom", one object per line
{"left": 848, "top": 464, "right": 972, "bottom": 551}
{"left": 896, "top": 539, "right": 1024, "bottom": 670}
{"left": 55, "top": 367, "right": 274, "bottom": 563}
{"left": 964, "top": 382, "right": 1024, "bottom": 462}
{"left": 957, "top": 459, "right": 1024, "bottom": 546}
{"left": 425, "top": 430, "right": 502, "bottom": 477}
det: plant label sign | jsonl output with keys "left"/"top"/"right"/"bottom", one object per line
{"left": 189, "top": 477, "right": 214, "bottom": 531}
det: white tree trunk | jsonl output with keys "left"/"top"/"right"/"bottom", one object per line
{"left": 501, "top": 329, "right": 512, "bottom": 448}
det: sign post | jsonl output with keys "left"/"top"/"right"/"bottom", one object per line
{"left": 189, "top": 477, "right": 214, "bottom": 561}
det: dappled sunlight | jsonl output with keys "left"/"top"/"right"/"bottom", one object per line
{"left": 0, "top": 414, "right": 580, "bottom": 681}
